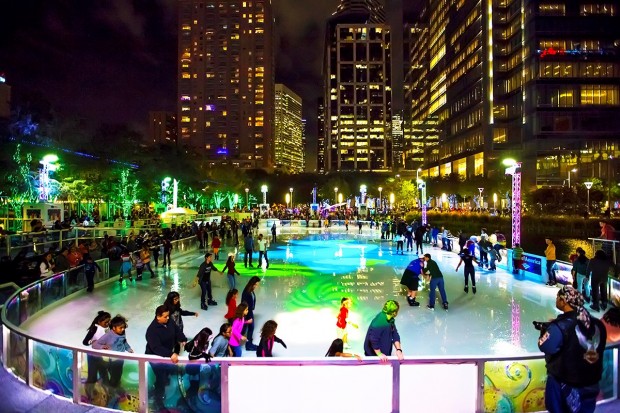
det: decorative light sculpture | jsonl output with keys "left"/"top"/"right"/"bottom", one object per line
{"left": 418, "top": 180, "right": 427, "bottom": 225}
{"left": 504, "top": 159, "right": 522, "bottom": 247}
{"left": 38, "top": 154, "right": 59, "bottom": 201}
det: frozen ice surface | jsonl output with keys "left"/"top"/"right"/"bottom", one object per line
{"left": 22, "top": 230, "right": 562, "bottom": 358}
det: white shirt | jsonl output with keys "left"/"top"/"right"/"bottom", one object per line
{"left": 257, "top": 239, "right": 267, "bottom": 252}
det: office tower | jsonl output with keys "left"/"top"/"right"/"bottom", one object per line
{"left": 408, "top": 0, "right": 620, "bottom": 187}
{"left": 148, "top": 111, "right": 178, "bottom": 146}
{"left": 324, "top": 0, "right": 392, "bottom": 172}
{"left": 317, "top": 97, "right": 326, "bottom": 173}
{"left": 177, "top": 0, "right": 274, "bottom": 168}
{"left": 274, "top": 84, "right": 304, "bottom": 174}
{"left": 0, "top": 74, "right": 10, "bottom": 120}
{"left": 385, "top": 0, "right": 405, "bottom": 169}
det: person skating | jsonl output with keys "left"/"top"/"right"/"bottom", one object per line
{"left": 455, "top": 248, "right": 478, "bottom": 294}
{"left": 423, "top": 253, "right": 449, "bottom": 311}
{"left": 545, "top": 237, "right": 558, "bottom": 286}
{"left": 192, "top": 253, "right": 220, "bottom": 310}
{"left": 400, "top": 258, "right": 423, "bottom": 306}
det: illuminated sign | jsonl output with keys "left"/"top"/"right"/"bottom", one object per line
{"left": 217, "top": 148, "right": 228, "bottom": 155}
{"left": 538, "top": 47, "right": 610, "bottom": 59}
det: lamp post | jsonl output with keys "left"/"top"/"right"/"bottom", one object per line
{"left": 418, "top": 180, "right": 427, "bottom": 225}
{"left": 416, "top": 168, "right": 422, "bottom": 181}
{"left": 245, "top": 187, "right": 249, "bottom": 208}
{"left": 289, "top": 187, "right": 294, "bottom": 209}
{"left": 503, "top": 159, "right": 522, "bottom": 247}
{"left": 493, "top": 193, "right": 498, "bottom": 211}
{"left": 334, "top": 187, "right": 338, "bottom": 207}
{"left": 478, "top": 187, "right": 484, "bottom": 209}
{"left": 261, "top": 185, "right": 268, "bottom": 205}
{"left": 568, "top": 168, "right": 577, "bottom": 190}
{"left": 285, "top": 193, "right": 291, "bottom": 209}
{"left": 584, "top": 181, "right": 593, "bottom": 214}
{"left": 378, "top": 186, "right": 383, "bottom": 211}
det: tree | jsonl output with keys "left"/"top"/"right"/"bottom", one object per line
{"left": 4, "top": 144, "right": 37, "bottom": 230}
{"left": 112, "top": 169, "right": 139, "bottom": 219}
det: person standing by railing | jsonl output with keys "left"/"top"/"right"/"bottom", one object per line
{"left": 545, "top": 237, "right": 558, "bottom": 286}
{"left": 363, "top": 300, "right": 405, "bottom": 363}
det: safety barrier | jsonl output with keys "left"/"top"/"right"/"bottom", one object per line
{"left": 1, "top": 236, "right": 619, "bottom": 413}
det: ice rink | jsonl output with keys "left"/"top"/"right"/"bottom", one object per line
{"left": 22, "top": 229, "right": 565, "bottom": 358}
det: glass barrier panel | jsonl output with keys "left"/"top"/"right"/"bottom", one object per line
{"left": 66, "top": 267, "right": 87, "bottom": 296}
{"left": 32, "top": 341, "right": 74, "bottom": 399}
{"left": 400, "top": 363, "right": 478, "bottom": 411}
{"left": 600, "top": 348, "right": 617, "bottom": 400}
{"left": 41, "top": 273, "right": 66, "bottom": 309}
{"left": 7, "top": 329, "right": 28, "bottom": 381}
{"left": 147, "top": 360, "right": 187, "bottom": 412}
{"left": 178, "top": 361, "right": 222, "bottom": 412}
{"left": 20, "top": 284, "right": 41, "bottom": 323}
{"left": 228, "top": 364, "right": 392, "bottom": 413}
{"left": 80, "top": 352, "right": 140, "bottom": 411}
{"left": 4, "top": 294, "right": 21, "bottom": 326}
{"left": 484, "top": 358, "right": 547, "bottom": 413}
{"left": 96, "top": 259, "right": 110, "bottom": 283}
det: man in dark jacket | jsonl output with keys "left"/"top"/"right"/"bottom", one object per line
{"left": 363, "top": 300, "right": 405, "bottom": 363}
{"left": 537, "top": 286, "right": 606, "bottom": 413}
{"left": 424, "top": 253, "right": 449, "bottom": 311}
{"left": 145, "top": 305, "right": 188, "bottom": 410}
{"left": 244, "top": 233, "right": 255, "bottom": 268}
{"left": 54, "top": 247, "right": 70, "bottom": 272}
{"left": 194, "top": 253, "right": 219, "bottom": 309}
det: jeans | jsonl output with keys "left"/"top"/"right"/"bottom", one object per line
{"left": 108, "top": 359, "right": 125, "bottom": 387}
{"left": 489, "top": 252, "right": 497, "bottom": 270}
{"left": 591, "top": 276, "right": 608, "bottom": 307}
{"left": 85, "top": 271, "right": 95, "bottom": 292}
{"left": 227, "top": 274, "right": 235, "bottom": 290}
{"left": 547, "top": 260, "right": 557, "bottom": 284}
{"left": 231, "top": 345, "right": 243, "bottom": 357}
{"left": 545, "top": 374, "right": 598, "bottom": 413}
{"left": 429, "top": 277, "right": 448, "bottom": 307}
{"left": 258, "top": 250, "right": 269, "bottom": 267}
{"left": 163, "top": 250, "right": 171, "bottom": 266}
{"left": 576, "top": 273, "right": 591, "bottom": 299}
{"left": 199, "top": 280, "right": 213, "bottom": 306}
{"left": 85, "top": 355, "right": 109, "bottom": 384}
{"left": 150, "top": 363, "right": 175, "bottom": 406}
{"left": 144, "top": 261, "right": 155, "bottom": 276}
{"left": 244, "top": 249, "right": 253, "bottom": 266}
{"left": 464, "top": 267, "right": 475, "bottom": 286}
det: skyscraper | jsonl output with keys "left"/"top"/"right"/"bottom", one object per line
{"left": 323, "top": 0, "right": 392, "bottom": 172}
{"left": 408, "top": 0, "right": 620, "bottom": 187}
{"left": 177, "top": 0, "right": 274, "bottom": 168}
{"left": 148, "top": 111, "right": 178, "bottom": 146}
{"left": 274, "top": 84, "right": 304, "bottom": 174}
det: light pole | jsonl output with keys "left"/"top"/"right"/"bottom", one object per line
{"left": 478, "top": 187, "right": 484, "bottom": 209}
{"left": 289, "top": 187, "right": 294, "bottom": 209}
{"left": 416, "top": 168, "right": 422, "bottom": 181}
{"left": 245, "top": 187, "right": 249, "bottom": 208}
{"left": 585, "top": 181, "right": 593, "bottom": 214}
{"left": 285, "top": 193, "right": 291, "bottom": 209}
{"left": 418, "top": 180, "right": 427, "bottom": 225}
{"left": 568, "top": 168, "right": 577, "bottom": 189}
{"left": 334, "top": 187, "right": 338, "bottom": 207}
{"left": 493, "top": 193, "right": 498, "bottom": 211}
{"left": 378, "top": 186, "right": 383, "bottom": 211}
{"left": 503, "top": 159, "right": 522, "bottom": 247}
{"left": 261, "top": 185, "right": 268, "bottom": 205}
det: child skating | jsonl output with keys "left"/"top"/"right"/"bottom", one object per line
{"left": 336, "top": 297, "right": 359, "bottom": 349}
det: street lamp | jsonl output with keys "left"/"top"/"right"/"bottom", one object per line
{"left": 568, "top": 168, "right": 577, "bottom": 189}
{"left": 334, "top": 187, "right": 338, "bottom": 206}
{"left": 245, "top": 187, "right": 249, "bottom": 208}
{"left": 261, "top": 185, "right": 268, "bottom": 205}
{"left": 289, "top": 187, "right": 294, "bottom": 209}
{"left": 416, "top": 168, "right": 422, "bottom": 181}
{"left": 585, "top": 181, "right": 593, "bottom": 214}
{"left": 493, "top": 193, "right": 498, "bottom": 211}
{"left": 285, "top": 193, "right": 291, "bottom": 209}
{"left": 378, "top": 186, "right": 383, "bottom": 211}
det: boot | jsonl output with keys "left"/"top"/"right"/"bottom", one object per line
{"left": 464, "top": 285, "right": 468, "bottom": 293}
{"left": 411, "top": 298, "right": 420, "bottom": 307}
{"left": 472, "top": 286, "right": 477, "bottom": 294}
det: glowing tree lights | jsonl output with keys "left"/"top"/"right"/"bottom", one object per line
{"left": 38, "top": 154, "right": 60, "bottom": 201}
{"left": 504, "top": 159, "right": 522, "bottom": 247}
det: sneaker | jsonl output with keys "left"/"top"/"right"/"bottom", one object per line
{"left": 464, "top": 286, "right": 469, "bottom": 293}
{"left": 426, "top": 305, "right": 434, "bottom": 311}
{"left": 472, "top": 286, "right": 477, "bottom": 294}
{"left": 443, "top": 302, "right": 449, "bottom": 311}
{"left": 207, "top": 300, "right": 218, "bottom": 306}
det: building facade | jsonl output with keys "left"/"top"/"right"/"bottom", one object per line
{"left": 274, "top": 84, "right": 304, "bottom": 173}
{"left": 0, "top": 74, "right": 10, "bottom": 120}
{"left": 177, "top": 0, "right": 274, "bottom": 168}
{"left": 148, "top": 111, "right": 178, "bottom": 146}
{"left": 407, "top": 0, "right": 620, "bottom": 188}
{"left": 323, "top": 0, "right": 393, "bottom": 172}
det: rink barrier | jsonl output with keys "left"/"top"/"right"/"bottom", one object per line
{"left": 1, "top": 238, "right": 619, "bottom": 413}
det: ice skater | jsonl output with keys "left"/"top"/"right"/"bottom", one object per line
{"left": 455, "top": 248, "right": 478, "bottom": 294}
{"left": 423, "top": 253, "right": 449, "bottom": 311}
{"left": 400, "top": 258, "right": 423, "bottom": 306}
{"left": 336, "top": 297, "right": 359, "bottom": 348}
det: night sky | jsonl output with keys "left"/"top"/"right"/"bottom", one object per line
{"left": 0, "top": 0, "right": 418, "bottom": 170}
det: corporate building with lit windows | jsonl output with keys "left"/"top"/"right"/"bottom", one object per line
{"left": 274, "top": 84, "right": 304, "bottom": 174}
{"left": 148, "top": 111, "right": 178, "bottom": 146}
{"left": 408, "top": 0, "right": 620, "bottom": 188}
{"left": 177, "top": 0, "right": 274, "bottom": 168}
{"left": 323, "top": 0, "right": 393, "bottom": 172}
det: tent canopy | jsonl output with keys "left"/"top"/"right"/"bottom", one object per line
{"left": 160, "top": 207, "right": 198, "bottom": 218}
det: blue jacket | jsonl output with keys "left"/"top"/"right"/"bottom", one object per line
{"left": 363, "top": 312, "right": 401, "bottom": 356}
{"left": 93, "top": 330, "right": 133, "bottom": 353}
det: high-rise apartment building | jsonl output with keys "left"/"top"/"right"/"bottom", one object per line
{"left": 317, "top": 97, "right": 326, "bottom": 173}
{"left": 323, "top": 0, "right": 393, "bottom": 172}
{"left": 148, "top": 111, "right": 178, "bottom": 146}
{"left": 274, "top": 84, "right": 304, "bottom": 174}
{"left": 408, "top": 0, "right": 620, "bottom": 187}
{"left": 177, "top": 0, "right": 274, "bottom": 168}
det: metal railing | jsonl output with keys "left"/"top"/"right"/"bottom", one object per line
{"left": 1, "top": 235, "right": 619, "bottom": 413}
